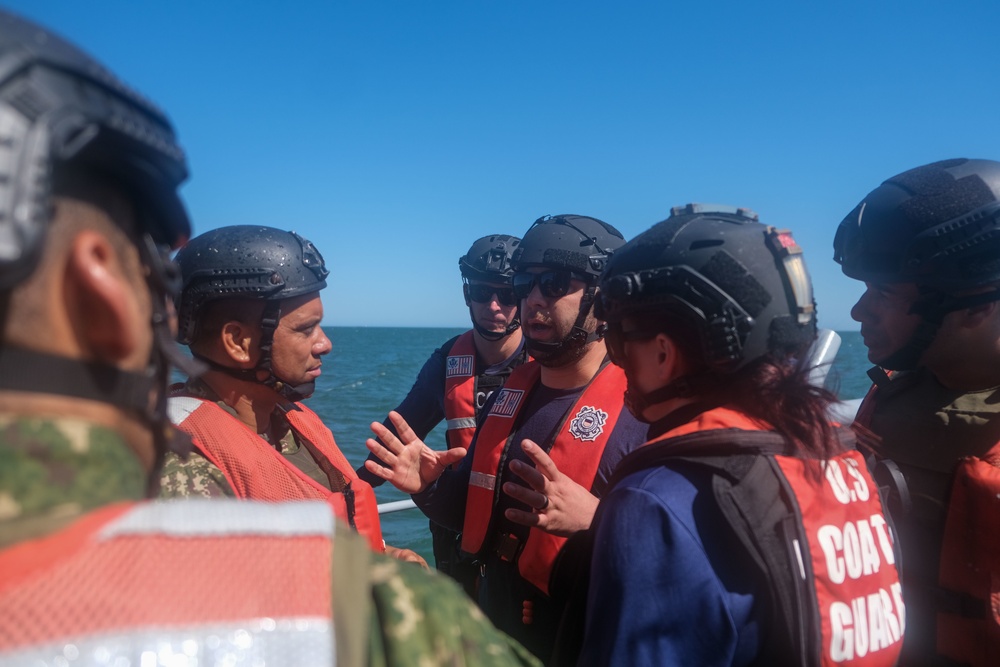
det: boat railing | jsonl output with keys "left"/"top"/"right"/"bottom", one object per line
{"left": 378, "top": 498, "right": 418, "bottom": 515}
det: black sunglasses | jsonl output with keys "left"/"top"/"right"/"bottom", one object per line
{"left": 512, "top": 270, "right": 586, "bottom": 300}
{"left": 466, "top": 283, "right": 518, "bottom": 307}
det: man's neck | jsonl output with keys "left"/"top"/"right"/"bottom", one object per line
{"left": 198, "top": 371, "right": 283, "bottom": 434}
{"left": 473, "top": 329, "right": 523, "bottom": 366}
{"left": 539, "top": 340, "right": 608, "bottom": 389}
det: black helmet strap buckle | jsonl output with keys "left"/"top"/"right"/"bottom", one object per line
{"left": 525, "top": 284, "right": 603, "bottom": 360}
{"left": 191, "top": 299, "right": 315, "bottom": 402}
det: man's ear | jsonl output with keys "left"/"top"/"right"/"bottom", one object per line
{"left": 220, "top": 320, "right": 255, "bottom": 367}
{"left": 652, "top": 333, "right": 684, "bottom": 385}
{"left": 64, "top": 229, "right": 139, "bottom": 362}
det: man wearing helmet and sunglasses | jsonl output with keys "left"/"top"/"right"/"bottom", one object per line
{"left": 0, "top": 10, "right": 543, "bottom": 667}
{"left": 834, "top": 158, "right": 1000, "bottom": 666}
{"left": 364, "top": 215, "right": 648, "bottom": 662}
{"left": 358, "top": 234, "right": 527, "bottom": 592}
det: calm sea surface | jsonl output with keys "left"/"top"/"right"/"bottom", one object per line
{"left": 302, "top": 327, "right": 873, "bottom": 560}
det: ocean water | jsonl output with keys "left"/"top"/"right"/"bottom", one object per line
{"left": 307, "top": 327, "right": 873, "bottom": 560}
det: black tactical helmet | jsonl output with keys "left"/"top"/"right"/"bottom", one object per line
{"left": 598, "top": 204, "right": 817, "bottom": 374}
{"left": 176, "top": 225, "right": 329, "bottom": 346}
{"left": 459, "top": 234, "right": 521, "bottom": 341}
{"left": 834, "top": 158, "right": 1000, "bottom": 292}
{"left": 0, "top": 9, "right": 194, "bottom": 474}
{"left": 459, "top": 234, "right": 520, "bottom": 282}
{"left": 834, "top": 159, "right": 1000, "bottom": 371}
{"left": 175, "top": 225, "right": 329, "bottom": 402}
{"left": 511, "top": 214, "right": 625, "bottom": 364}
{"left": 511, "top": 214, "right": 624, "bottom": 282}
{"left": 0, "top": 10, "right": 190, "bottom": 291}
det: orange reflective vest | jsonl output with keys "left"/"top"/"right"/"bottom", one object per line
{"left": 444, "top": 331, "right": 478, "bottom": 451}
{"left": 170, "top": 396, "right": 384, "bottom": 553}
{"left": 855, "top": 383, "right": 1000, "bottom": 666}
{"left": 461, "top": 361, "right": 628, "bottom": 594}
{"left": 0, "top": 500, "right": 335, "bottom": 664}
{"left": 629, "top": 407, "right": 905, "bottom": 666}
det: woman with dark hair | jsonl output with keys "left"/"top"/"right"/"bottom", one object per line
{"left": 577, "top": 205, "right": 904, "bottom": 666}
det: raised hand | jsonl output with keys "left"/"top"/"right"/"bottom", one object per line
{"left": 502, "top": 439, "right": 599, "bottom": 537}
{"left": 364, "top": 410, "right": 467, "bottom": 494}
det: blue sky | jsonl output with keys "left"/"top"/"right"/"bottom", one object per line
{"left": 9, "top": 1, "right": 1000, "bottom": 330}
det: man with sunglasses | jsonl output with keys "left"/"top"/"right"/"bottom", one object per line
{"left": 364, "top": 215, "right": 648, "bottom": 662}
{"left": 358, "top": 234, "right": 527, "bottom": 591}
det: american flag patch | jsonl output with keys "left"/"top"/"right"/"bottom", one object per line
{"left": 489, "top": 388, "right": 525, "bottom": 417}
{"left": 446, "top": 355, "right": 474, "bottom": 378}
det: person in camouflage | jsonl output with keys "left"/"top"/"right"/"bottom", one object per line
{"left": 0, "top": 9, "right": 539, "bottom": 666}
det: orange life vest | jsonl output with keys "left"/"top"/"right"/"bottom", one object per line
{"left": 170, "top": 396, "right": 384, "bottom": 553}
{"left": 0, "top": 500, "right": 335, "bottom": 664}
{"left": 635, "top": 407, "right": 905, "bottom": 666}
{"left": 461, "top": 361, "right": 628, "bottom": 594}
{"left": 444, "top": 330, "right": 478, "bottom": 451}
{"left": 855, "top": 383, "right": 1000, "bottom": 666}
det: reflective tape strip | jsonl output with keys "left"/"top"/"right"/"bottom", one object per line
{"left": 167, "top": 395, "right": 203, "bottom": 425}
{"left": 446, "top": 417, "right": 477, "bottom": 431}
{"left": 470, "top": 472, "right": 496, "bottom": 491}
{"left": 100, "top": 500, "right": 334, "bottom": 540}
{"left": 0, "top": 616, "right": 333, "bottom": 667}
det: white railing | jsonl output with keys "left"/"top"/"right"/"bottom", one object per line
{"left": 378, "top": 499, "right": 418, "bottom": 515}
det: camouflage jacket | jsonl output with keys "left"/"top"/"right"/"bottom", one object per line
{"left": 0, "top": 414, "right": 540, "bottom": 667}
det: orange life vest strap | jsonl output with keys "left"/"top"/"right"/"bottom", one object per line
{"left": 444, "top": 330, "right": 478, "bottom": 451}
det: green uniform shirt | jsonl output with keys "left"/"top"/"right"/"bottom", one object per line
{"left": 860, "top": 368, "right": 1000, "bottom": 662}
{"left": 0, "top": 412, "right": 540, "bottom": 667}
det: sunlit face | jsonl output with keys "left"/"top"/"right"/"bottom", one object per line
{"left": 520, "top": 269, "right": 590, "bottom": 345}
{"left": 270, "top": 292, "right": 332, "bottom": 386}
{"left": 850, "top": 282, "right": 922, "bottom": 365}
{"left": 466, "top": 280, "right": 518, "bottom": 335}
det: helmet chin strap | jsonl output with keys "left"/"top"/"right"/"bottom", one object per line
{"left": 471, "top": 309, "right": 521, "bottom": 341}
{"left": 192, "top": 300, "right": 316, "bottom": 403}
{"left": 525, "top": 286, "right": 604, "bottom": 365}
{"left": 622, "top": 374, "right": 717, "bottom": 423}
{"left": 0, "top": 235, "right": 204, "bottom": 494}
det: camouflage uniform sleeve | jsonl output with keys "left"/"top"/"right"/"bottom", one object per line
{"left": 157, "top": 450, "right": 236, "bottom": 499}
{"left": 366, "top": 553, "right": 541, "bottom": 667}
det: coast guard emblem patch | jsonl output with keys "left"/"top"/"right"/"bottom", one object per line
{"left": 446, "top": 354, "right": 474, "bottom": 378}
{"left": 569, "top": 405, "right": 608, "bottom": 442}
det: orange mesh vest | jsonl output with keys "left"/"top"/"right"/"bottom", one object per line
{"left": 643, "top": 407, "right": 905, "bottom": 666}
{"left": 461, "top": 361, "right": 628, "bottom": 594}
{"left": 170, "top": 396, "right": 384, "bottom": 553}
{"left": 444, "top": 331, "right": 478, "bottom": 451}
{"left": 854, "top": 386, "right": 1000, "bottom": 666}
{"left": 0, "top": 500, "right": 335, "bottom": 664}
